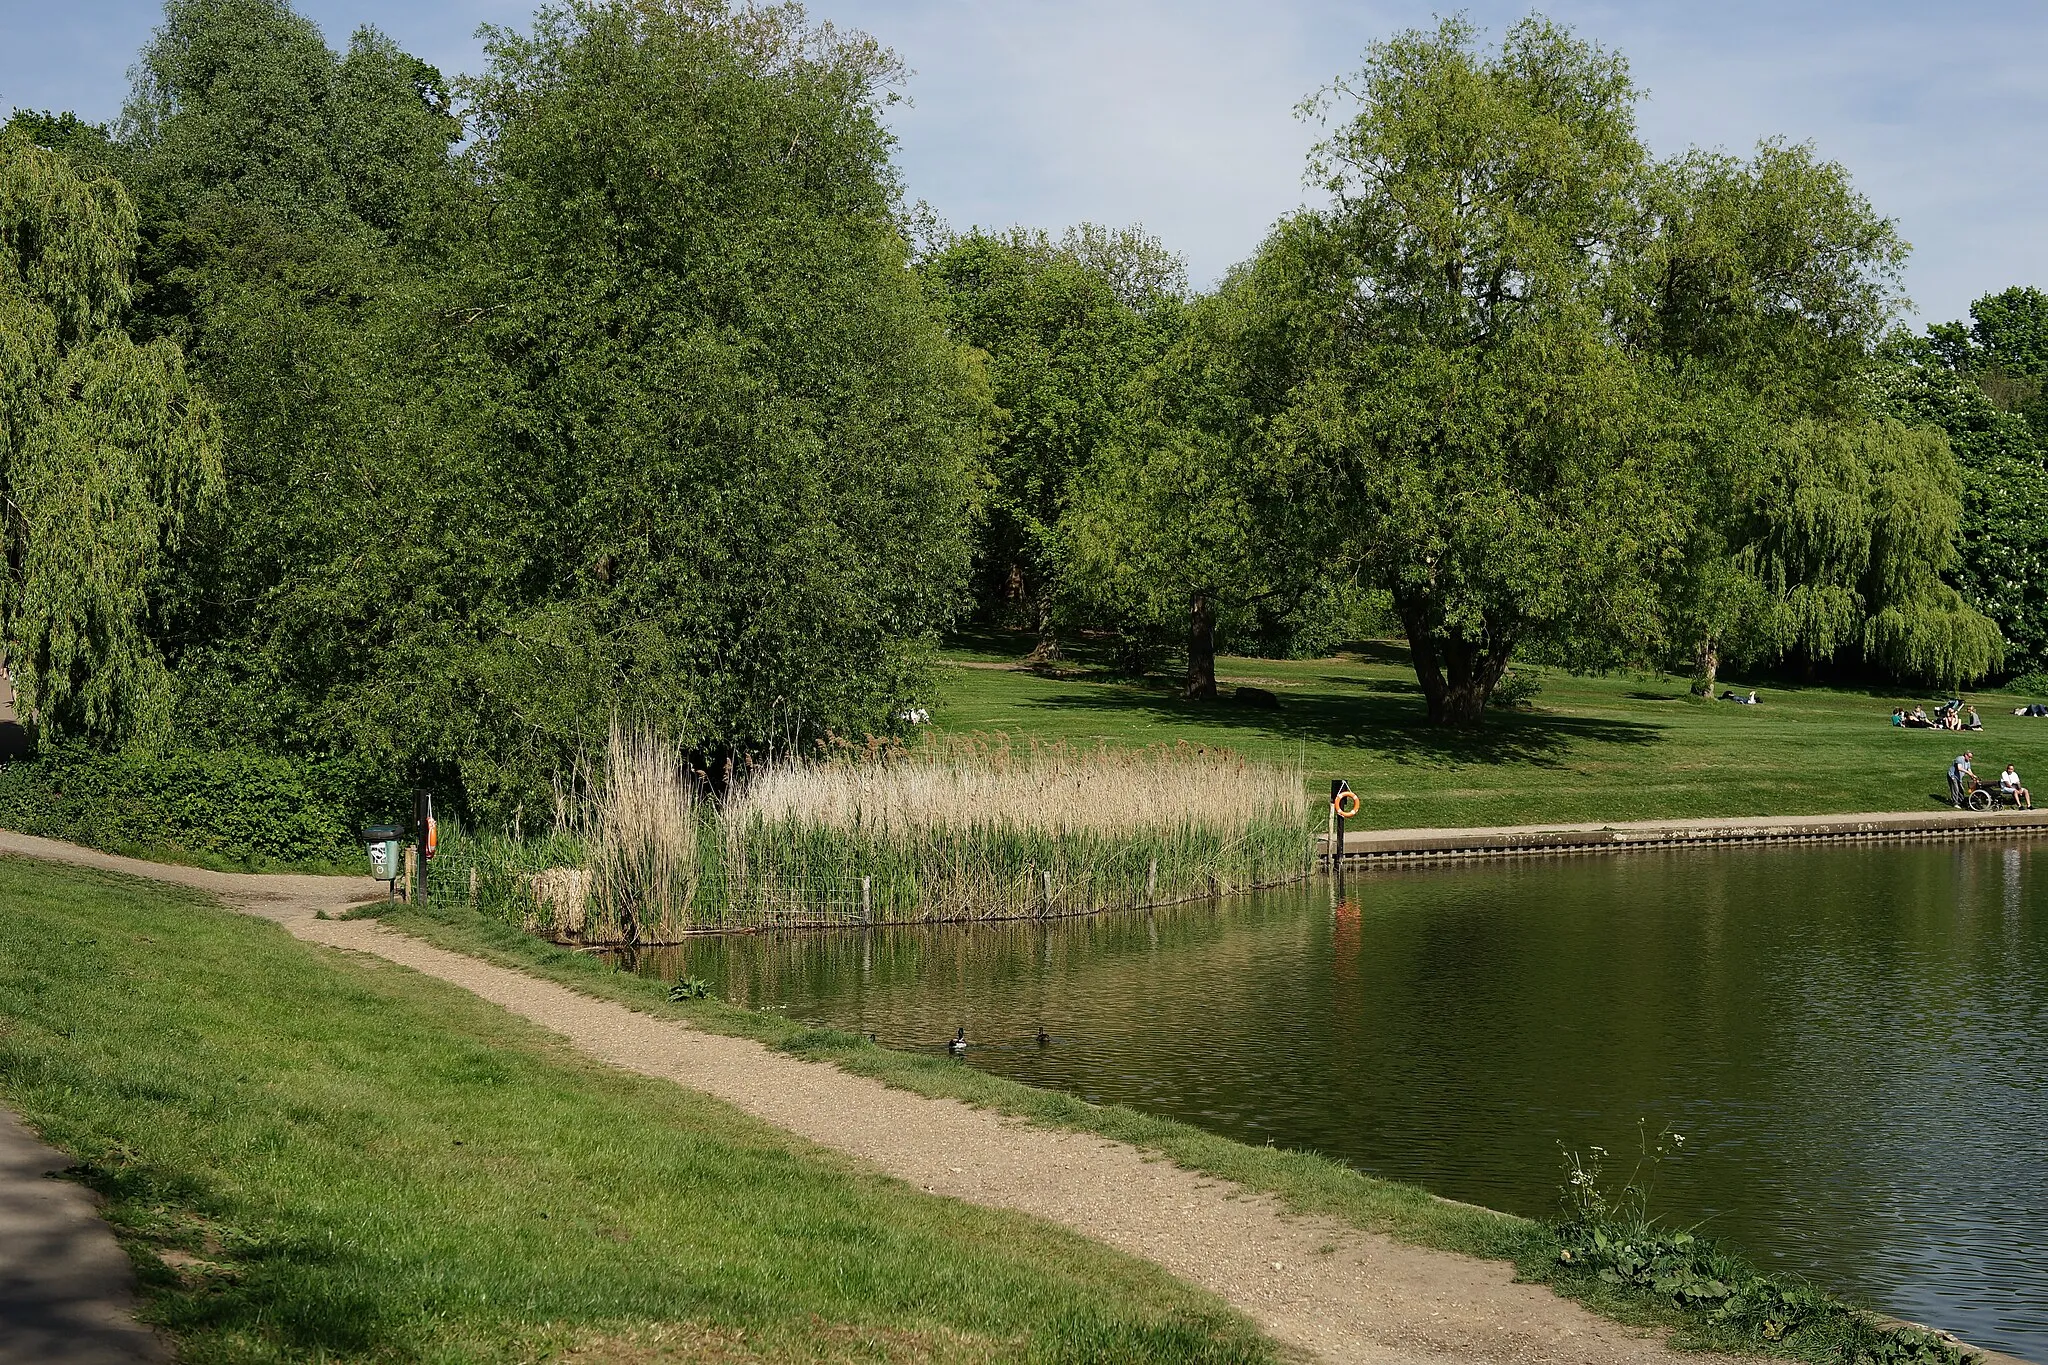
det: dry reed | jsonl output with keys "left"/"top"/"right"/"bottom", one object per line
{"left": 586, "top": 723, "right": 701, "bottom": 942}
{"left": 734, "top": 735, "right": 1303, "bottom": 839}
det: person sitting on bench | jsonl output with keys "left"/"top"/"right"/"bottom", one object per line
{"left": 2002, "top": 765, "right": 2032, "bottom": 809}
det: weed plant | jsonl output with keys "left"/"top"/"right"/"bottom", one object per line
{"left": 1554, "top": 1128, "right": 1974, "bottom": 1363}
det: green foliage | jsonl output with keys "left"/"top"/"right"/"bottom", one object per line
{"left": 110, "top": 0, "right": 985, "bottom": 817}
{"left": 0, "top": 742, "right": 371, "bottom": 866}
{"left": 919, "top": 223, "right": 1185, "bottom": 642}
{"left": 1065, "top": 258, "right": 1334, "bottom": 689}
{"left": 1246, "top": 17, "right": 1682, "bottom": 724}
{"left": 0, "top": 130, "right": 222, "bottom": 741}
{"left": 1881, "top": 300, "right": 2048, "bottom": 676}
{"left": 1725, "top": 420, "right": 2000, "bottom": 686}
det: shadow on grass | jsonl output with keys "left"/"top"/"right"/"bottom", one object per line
{"left": 1023, "top": 680, "right": 1665, "bottom": 767}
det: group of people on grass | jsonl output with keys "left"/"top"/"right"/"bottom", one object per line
{"left": 1947, "top": 751, "right": 2033, "bottom": 809}
{"left": 1894, "top": 699, "right": 1982, "bottom": 730}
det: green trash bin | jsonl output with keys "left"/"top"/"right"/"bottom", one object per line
{"left": 361, "top": 825, "right": 405, "bottom": 882}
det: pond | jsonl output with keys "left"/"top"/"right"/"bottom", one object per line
{"left": 620, "top": 841, "right": 2048, "bottom": 1362}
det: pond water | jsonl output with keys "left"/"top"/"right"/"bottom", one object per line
{"left": 621, "top": 842, "right": 2048, "bottom": 1361}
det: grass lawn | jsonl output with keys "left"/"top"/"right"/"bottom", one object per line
{"left": 0, "top": 857, "right": 1272, "bottom": 1364}
{"left": 930, "top": 633, "right": 2048, "bottom": 829}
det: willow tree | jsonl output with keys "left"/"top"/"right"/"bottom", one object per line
{"left": 1720, "top": 420, "right": 2000, "bottom": 687}
{"left": 0, "top": 132, "right": 222, "bottom": 740}
{"left": 1269, "top": 17, "right": 1680, "bottom": 725}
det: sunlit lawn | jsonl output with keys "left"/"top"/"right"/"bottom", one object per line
{"left": 0, "top": 858, "right": 1270, "bottom": 1364}
{"left": 931, "top": 633, "right": 2048, "bottom": 830}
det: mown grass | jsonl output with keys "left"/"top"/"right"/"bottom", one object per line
{"left": 381, "top": 892, "right": 1977, "bottom": 1365}
{"left": 0, "top": 856, "right": 1275, "bottom": 1364}
{"left": 933, "top": 633, "right": 2048, "bottom": 828}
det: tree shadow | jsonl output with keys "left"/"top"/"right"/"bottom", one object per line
{"left": 1024, "top": 679, "right": 1664, "bottom": 767}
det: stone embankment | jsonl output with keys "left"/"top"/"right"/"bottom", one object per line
{"left": 1323, "top": 808, "right": 2048, "bottom": 864}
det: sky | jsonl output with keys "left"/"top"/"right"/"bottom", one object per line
{"left": 4, "top": 0, "right": 2044, "bottom": 327}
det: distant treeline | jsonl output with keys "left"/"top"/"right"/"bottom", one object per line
{"left": 1, "top": 0, "right": 2043, "bottom": 827}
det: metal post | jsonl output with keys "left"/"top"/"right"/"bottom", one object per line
{"left": 1146, "top": 857, "right": 1157, "bottom": 902}
{"left": 1042, "top": 869, "right": 1053, "bottom": 916}
{"left": 1327, "top": 780, "right": 1340, "bottom": 870}
{"left": 861, "top": 875, "right": 872, "bottom": 925}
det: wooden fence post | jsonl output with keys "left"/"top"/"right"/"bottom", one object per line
{"left": 861, "top": 875, "right": 871, "bottom": 925}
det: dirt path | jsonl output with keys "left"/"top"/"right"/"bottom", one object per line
{"left": 0, "top": 832, "right": 1739, "bottom": 1364}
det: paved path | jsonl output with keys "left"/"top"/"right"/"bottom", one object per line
{"left": 0, "top": 1108, "right": 168, "bottom": 1364}
{"left": 0, "top": 831, "right": 2017, "bottom": 1364}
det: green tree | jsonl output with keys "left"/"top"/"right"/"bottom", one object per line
{"left": 0, "top": 131, "right": 222, "bottom": 739}
{"left": 918, "top": 224, "right": 1183, "bottom": 656}
{"left": 437, "top": 0, "right": 984, "bottom": 799}
{"left": 1262, "top": 17, "right": 1679, "bottom": 724}
{"left": 1066, "top": 254, "right": 1332, "bottom": 698}
{"left": 1610, "top": 140, "right": 1986, "bottom": 692}
{"left": 1880, "top": 313, "right": 2048, "bottom": 674}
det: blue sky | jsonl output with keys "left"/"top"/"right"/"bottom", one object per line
{"left": 5, "top": 0, "right": 2043, "bottom": 326}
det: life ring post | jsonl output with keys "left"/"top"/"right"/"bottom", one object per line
{"left": 1329, "top": 779, "right": 1357, "bottom": 868}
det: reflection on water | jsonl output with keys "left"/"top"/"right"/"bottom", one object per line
{"left": 623, "top": 842, "right": 2048, "bottom": 1361}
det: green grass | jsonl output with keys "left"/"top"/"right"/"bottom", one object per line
{"left": 0, "top": 856, "right": 1274, "bottom": 1364}
{"left": 379, "top": 892, "right": 1973, "bottom": 1365}
{"left": 932, "top": 634, "right": 2048, "bottom": 828}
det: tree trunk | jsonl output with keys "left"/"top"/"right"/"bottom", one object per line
{"left": 1184, "top": 592, "right": 1218, "bottom": 700}
{"left": 1396, "top": 592, "right": 1512, "bottom": 727}
{"left": 1693, "top": 638, "right": 1718, "bottom": 697}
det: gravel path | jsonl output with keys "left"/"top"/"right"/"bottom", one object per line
{"left": 0, "top": 831, "right": 1734, "bottom": 1364}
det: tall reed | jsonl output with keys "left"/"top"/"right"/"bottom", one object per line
{"left": 586, "top": 723, "right": 701, "bottom": 942}
{"left": 713, "top": 736, "right": 1310, "bottom": 925}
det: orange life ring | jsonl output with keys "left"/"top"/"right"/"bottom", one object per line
{"left": 425, "top": 815, "right": 439, "bottom": 861}
{"left": 1333, "top": 789, "right": 1360, "bottom": 819}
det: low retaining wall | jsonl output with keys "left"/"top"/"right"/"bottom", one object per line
{"left": 1323, "top": 808, "right": 2048, "bottom": 864}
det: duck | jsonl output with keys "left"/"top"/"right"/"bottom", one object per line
{"left": 1035, "top": 1025, "right": 1050, "bottom": 1047}
{"left": 948, "top": 1026, "right": 967, "bottom": 1055}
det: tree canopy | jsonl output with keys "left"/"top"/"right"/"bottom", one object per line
{"left": 0, "top": 129, "right": 221, "bottom": 740}
{"left": 3, "top": 0, "right": 2026, "bottom": 819}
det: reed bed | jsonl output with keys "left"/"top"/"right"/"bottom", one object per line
{"left": 436, "top": 732, "right": 1314, "bottom": 940}
{"left": 715, "top": 736, "right": 1312, "bottom": 926}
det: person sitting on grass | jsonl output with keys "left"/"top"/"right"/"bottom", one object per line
{"left": 1948, "top": 750, "right": 1976, "bottom": 807}
{"left": 2002, "top": 765, "right": 2032, "bottom": 809}
{"left": 1909, "top": 705, "right": 1932, "bottom": 727}
{"left": 1966, "top": 706, "right": 1983, "bottom": 731}
{"left": 1892, "top": 708, "right": 1907, "bottom": 726}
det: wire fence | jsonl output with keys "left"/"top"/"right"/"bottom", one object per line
{"left": 421, "top": 830, "right": 1313, "bottom": 942}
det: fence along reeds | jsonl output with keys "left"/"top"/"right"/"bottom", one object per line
{"left": 441, "top": 731, "right": 1313, "bottom": 940}
{"left": 716, "top": 735, "right": 1312, "bottom": 926}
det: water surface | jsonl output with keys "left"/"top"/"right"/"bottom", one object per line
{"left": 625, "top": 842, "right": 2048, "bottom": 1361}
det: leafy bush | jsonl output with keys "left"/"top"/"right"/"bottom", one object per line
{"left": 0, "top": 744, "right": 373, "bottom": 869}
{"left": 1493, "top": 669, "right": 1544, "bottom": 709}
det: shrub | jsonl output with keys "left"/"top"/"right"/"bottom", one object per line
{"left": 0, "top": 744, "right": 367, "bottom": 868}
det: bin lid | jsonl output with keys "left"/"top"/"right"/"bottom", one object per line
{"left": 361, "top": 825, "right": 405, "bottom": 842}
